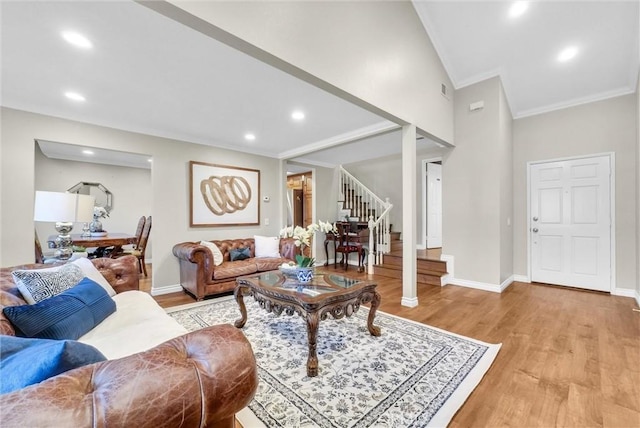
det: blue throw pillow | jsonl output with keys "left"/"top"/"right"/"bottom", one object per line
{"left": 0, "top": 336, "right": 106, "bottom": 394}
{"left": 3, "top": 277, "right": 116, "bottom": 340}
{"left": 230, "top": 247, "right": 251, "bottom": 261}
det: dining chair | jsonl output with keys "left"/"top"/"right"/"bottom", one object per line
{"left": 133, "top": 215, "right": 146, "bottom": 248}
{"left": 334, "top": 222, "right": 364, "bottom": 272}
{"left": 114, "top": 215, "right": 152, "bottom": 276}
{"left": 108, "top": 216, "right": 146, "bottom": 259}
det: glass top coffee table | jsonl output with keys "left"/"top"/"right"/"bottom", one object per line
{"left": 234, "top": 269, "right": 381, "bottom": 377}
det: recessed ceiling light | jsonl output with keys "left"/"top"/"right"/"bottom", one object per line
{"left": 291, "top": 111, "right": 305, "bottom": 121}
{"left": 64, "top": 91, "right": 86, "bottom": 102}
{"left": 557, "top": 46, "right": 578, "bottom": 62}
{"left": 61, "top": 31, "right": 92, "bottom": 49}
{"left": 508, "top": 1, "right": 529, "bottom": 18}
{"left": 82, "top": 149, "right": 94, "bottom": 155}
{"left": 244, "top": 133, "right": 256, "bottom": 141}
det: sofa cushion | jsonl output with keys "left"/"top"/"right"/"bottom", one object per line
{"left": 11, "top": 263, "right": 84, "bottom": 304}
{"left": 213, "top": 260, "right": 257, "bottom": 280}
{"left": 255, "top": 257, "right": 288, "bottom": 272}
{"left": 3, "top": 278, "right": 116, "bottom": 340}
{"left": 254, "top": 235, "right": 281, "bottom": 258}
{"left": 0, "top": 336, "right": 106, "bottom": 394}
{"left": 200, "top": 241, "right": 224, "bottom": 266}
{"left": 79, "top": 290, "right": 188, "bottom": 359}
{"left": 230, "top": 247, "right": 251, "bottom": 262}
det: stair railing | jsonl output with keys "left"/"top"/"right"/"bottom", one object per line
{"left": 339, "top": 166, "right": 393, "bottom": 273}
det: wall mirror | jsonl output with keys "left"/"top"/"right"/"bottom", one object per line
{"left": 67, "top": 182, "right": 113, "bottom": 213}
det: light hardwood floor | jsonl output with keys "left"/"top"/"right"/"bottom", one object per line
{"left": 141, "top": 264, "right": 640, "bottom": 427}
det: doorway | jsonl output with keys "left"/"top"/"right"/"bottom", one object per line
{"left": 286, "top": 171, "right": 313, "bottom": 229}
{"left": 422, "top": 159, "right": 443, "bottom": 249}
{"left": 528, "top": 154, "right": 613, "bottom": 292}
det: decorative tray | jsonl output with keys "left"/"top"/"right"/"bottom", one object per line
{"left": 90, "top": 231, "right": 108, "bottom": 237}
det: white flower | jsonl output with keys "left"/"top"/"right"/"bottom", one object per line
{"left": 93, "top": 206, "right": 109, "bottom": 219}
{"left": 280, "top": 221, "right": 338, "bottom": 266}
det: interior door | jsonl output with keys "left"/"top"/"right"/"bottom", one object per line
{"left": 530, "top": 155, "right": 611, "bottom": 291}
{"left": 426, "top": 162, "right": 442, "bottom": 248}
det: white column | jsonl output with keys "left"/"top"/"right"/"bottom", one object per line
{"left": 279, "top": 159, "right": 287, "bottom": 229}
{"left": 401, "top": 124, "right": 418, "bottom": 307}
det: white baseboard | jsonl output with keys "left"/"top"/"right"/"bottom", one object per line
{"left": 513, "top": 274, "right": 530, "bottom": 283}
{"left": 401, "top": 296, "right": 419, "bottom": 307}
{"left": 151, "top": 284, "right": 183, "bottom": 296}
{"left": 440, "top": 254, "right": 454, "bottom": 276}
{"left": 636, "top": 291, "right": 640, "bottom": 308}
{"left": 500, "top": 275, "right": 514, "bottom": 291}
{"left": 447, "top": 277, "right": 504, "bottom": 293}
{"left": 611, "top": 287, "right": 636, "bottom": 298}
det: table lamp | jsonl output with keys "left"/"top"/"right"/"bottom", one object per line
{"left": 34, "top": 191, "right": 95, "bottom": 260}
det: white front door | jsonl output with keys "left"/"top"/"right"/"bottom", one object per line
{"left": 530, "top": 155, "right": 611, "bottom": 292}
{"left": 426, "top": 162, "right": 442, "bottom": 248}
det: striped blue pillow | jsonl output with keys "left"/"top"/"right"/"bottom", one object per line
{"left": 2, "top": 277, "right": 116, "bottom": 340}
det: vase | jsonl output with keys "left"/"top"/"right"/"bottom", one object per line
{"left": 296, "top": 267, "right": 314, "bottom": 283}
{"left": 89, "top": 219, "right": 103, "bottom": 233}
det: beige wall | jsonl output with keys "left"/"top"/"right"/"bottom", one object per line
{"left": 443, "top": 77, "right": 513, "bottom": 286}
{"left": 636, "top": 71, "right": 640, "bottom": 300}
{"left": 1, "top": 107, "right": 284, "bottom": 292}
{"left": 513, "top": 94, "right": 637, "bottom": 292}
{"left": 34, "top": 147, "right": 152, "bottom": 259}
{"left": 157, "top": 0, "right": 454, "bottom": 144}
{"left": 343, "top": 147, "right": 447, "bottom": 243}
{"left": 498, "top": 81, "right": 514, "bottom": 283}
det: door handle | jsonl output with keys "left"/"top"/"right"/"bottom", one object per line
{"left": 532, "top": 216, "right": 538, "bottom": 221}
{"left": 532, "top": 228, "right": 539, "bottom": 233}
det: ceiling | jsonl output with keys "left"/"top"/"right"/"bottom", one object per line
{"left": 414, "top": 1, "right": 639, "bottom": 118}
{"left": 2, "top": 1, "right": 638, "bottom": 170}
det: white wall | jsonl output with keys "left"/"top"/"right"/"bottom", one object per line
{"left": 1, "top": 107, "right": 284, "bottom": 293}
{"left": 513, "top": 94, "right": 637, "bottom": 292}
{"left": 156, "top": 1, "right": 454, "bottom": 144}
{"left": 443, "top": 77, "right": 513, "bottom": 286}
{"left": 34, "top": 146, "right": 152, "bottom": 258}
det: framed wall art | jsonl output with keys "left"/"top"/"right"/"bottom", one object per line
{"left": 190, "top": 161, "right": 260, "bottom": 227}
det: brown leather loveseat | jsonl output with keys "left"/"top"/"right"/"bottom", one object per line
{"left": 0, "top": 256, "right": 258, "bottom": 427}
{"left": 173, "top": 237, "right": 298, "bottom": 300}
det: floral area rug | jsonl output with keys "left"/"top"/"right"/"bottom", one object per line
{"left": 167, "top": 296, "right": 500, "bottom": 428}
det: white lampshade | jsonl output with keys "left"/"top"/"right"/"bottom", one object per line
{"left": 34, "top": 191, "right": 95, "bottom": 223}
{"left": 75, "top": 194, "right": 95, "bottom": 222}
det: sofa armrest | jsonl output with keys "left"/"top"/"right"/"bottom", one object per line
{"left": 173, "top": 242, "right": 215, "bottom": 278}
{"left": 0, "top": 324, "right": 258, "bottom": 428}
{"left": 92, "top": 255, "right": 140, "bottom": 293}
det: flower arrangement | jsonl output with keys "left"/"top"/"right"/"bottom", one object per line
{"left": 93, "top": 206, "right": 109, "bottom": 220}
{"left": 280, "top": 220, "right": 338, "bottom": 267}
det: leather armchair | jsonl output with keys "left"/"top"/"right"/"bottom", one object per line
{"left": 0, "top": 324, "right": 258, "bottom": 428}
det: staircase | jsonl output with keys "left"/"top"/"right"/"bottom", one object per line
{"left": 373, "top": 235, "right": 449, "bottom": 286}
{"left": 339, "top": 167, "right": 393, "bottom": 272}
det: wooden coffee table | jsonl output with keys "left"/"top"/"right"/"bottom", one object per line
{"left": 234, "top": 269, "right": 381, "bottom": 377}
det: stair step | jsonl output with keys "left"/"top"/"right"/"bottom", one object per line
{"left": 373, "top": 264, "right": 445, "bottom": 286}
{"left": 382, "top": 253, "right": 447, "bottom": 273}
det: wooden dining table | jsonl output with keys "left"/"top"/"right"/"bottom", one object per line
{"left": 47, "top": 233, "right": 137, "bottom": 257}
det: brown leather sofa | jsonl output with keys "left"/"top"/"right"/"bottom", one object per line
{"left": 173, "top": 237, "right": 298, "bottom": 300}
{"left": 0, "top": 256, "right": 258, "bottom": 427}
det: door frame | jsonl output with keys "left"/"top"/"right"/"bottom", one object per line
{"left": 419, "top": 157, "right": 443, "bottom": 250}
{"left": 526, "top": 152, "right": 616, "bottom": 290}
